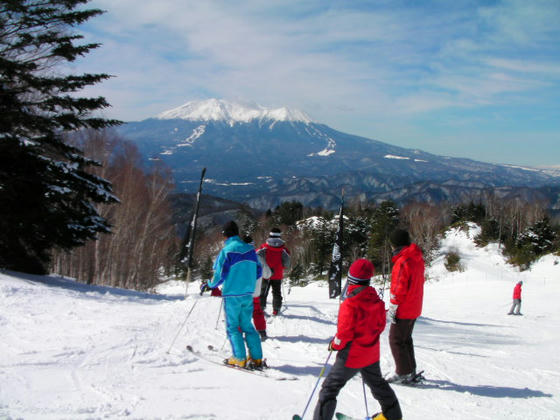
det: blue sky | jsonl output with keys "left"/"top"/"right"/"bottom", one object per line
{"left": 75, "top": 0, "right": 560, "bottom": 167}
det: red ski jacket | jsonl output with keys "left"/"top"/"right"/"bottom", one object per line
{"left": 390, "top": 243, "right": 425, "bottom": 320}
{"left": 331, "top": 285, "right": 386, "bottom": 368}
{"left": 513, "top": 283, "right": 522, "bottom": 299}
{"left": 258, "top": 242, "right": 290, "bottom": 280}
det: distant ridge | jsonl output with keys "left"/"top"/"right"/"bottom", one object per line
{"left": 156, "top": 98, "right": 312, "bottom": 125}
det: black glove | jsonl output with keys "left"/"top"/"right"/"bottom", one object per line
{"left": 200, "top": 281, "right": 210, "bottom": 295}
{"left": 328, "top": 340, "right": 337, "bottom": 352}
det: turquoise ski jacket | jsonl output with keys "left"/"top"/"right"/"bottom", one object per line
{"left": 208, "top": 236, "right": 262, "bottom": 297}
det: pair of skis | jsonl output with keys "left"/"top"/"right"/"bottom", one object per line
{"left": 186, "top": 344, "right": 298, "bottom": 381}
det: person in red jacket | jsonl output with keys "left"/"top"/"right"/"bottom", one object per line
{"left": 257, "top": 228, "right": 290, "bottom": 315}
{"left": 313, "top": 259, "right": 402, "bottom": 420}
{"left": 508, "top": 281, "right": 523, "bottom": 315}
{"left": 386, "top": 229, "right": 425, "bottom": 384}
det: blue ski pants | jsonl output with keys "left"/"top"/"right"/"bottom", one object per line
{"left": 224, "top": 295, "right": 263, "bottom": 360}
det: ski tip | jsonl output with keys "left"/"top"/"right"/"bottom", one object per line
{"left": 186, "top": 345, "right": 193, "bottom": 352}
{"left": 334, "top": 413, "right": 361, "bottom": 420}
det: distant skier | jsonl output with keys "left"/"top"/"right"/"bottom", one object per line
{"left": 313, "top": 259, "right": 402, "bottom": 420}
{"left": 258, "top": 228, "right": 290, "bottom": 316}
{"left": 207, "top": 221, "right": 264, "bottom": 369}
{"left": 243, "top": 235, "right": 271, "bottom": 341}
{"left": 386, "top": 229, "right": 425, "bottom": 384}
{"left": 508, "top": 281, "right": 523, "bottom": 315}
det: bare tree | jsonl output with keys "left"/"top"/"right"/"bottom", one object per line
{"left": 400, "top": 202, "right": 446, "bottom": 259}
{"left": 52, "top": 130, "right": 178, "bottom": 290}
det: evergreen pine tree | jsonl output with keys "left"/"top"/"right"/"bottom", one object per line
{"left": 518, "top": 217, "right": 556, "bottom": 257}
{"left": 451, "top": 202, "right": 486, "bottom": 225}
{"left": 0, "top": 1, "right": 120, "bottom": 273}
{"left": 310, "top": 217, "right": 334, "bottom": 276}
{"left": 273, "top": 201, "right": 304, "bottom": 226}
{"left": 289, "top": 259, "right": 305, "bottom": 286}
{"left": 476, "top": 218, "right": 500, "bottom": 246}
{"left": 367, "top": 201, "right": 399, "bottom": 274}
{"left": 200, "top": 255, "right": 214, "bottom": 281}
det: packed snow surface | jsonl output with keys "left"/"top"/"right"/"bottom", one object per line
{"left": 157, "top": 99, "right": 312, "bottom": 124}
{"left": 1, "top": 225, "right": 560, "bottom": 419}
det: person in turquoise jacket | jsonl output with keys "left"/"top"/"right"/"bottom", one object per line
{"left": 208, "top": 221, "right": 264, "bottom": 369}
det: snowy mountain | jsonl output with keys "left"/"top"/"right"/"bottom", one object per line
{"left": 117, "top": 99, "right": 560, "bottom": 209}
{"left": 2, "top": 226, "right": 560, "bottom": 419}
{"left": 157, "top": 98, "right": 312, "bottom": 125}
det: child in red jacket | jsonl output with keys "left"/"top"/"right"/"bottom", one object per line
{"left": 313, "top": 259, "right": 402, "bottom": 420}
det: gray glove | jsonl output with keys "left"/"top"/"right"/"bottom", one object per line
{"left": 388, "top": 303, "right": 398, "bottom": 324}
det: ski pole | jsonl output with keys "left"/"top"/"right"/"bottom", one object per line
{"left": 298, "top": 350, "right": 333, "bottom": 420}
{"left": 220, "top": 334, "right": 228, "bottom": 351}
{"left": 379, "top": 273, "right": 388, "bottom": 300}
{"left": 362, "top": 377, "right": 369, "bottom": 417}
{"left": 215, "top": 298, "right": 223, "bottom": 330}
{"left": 166, "top": 297, "right": 200, "bottom": 354}
{"left": 263, "top": 279, "right": 271, "bottom": 312}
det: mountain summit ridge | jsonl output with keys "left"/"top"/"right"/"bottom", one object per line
{"left": 156, "top": 98, "right": 312, "bottom": 125}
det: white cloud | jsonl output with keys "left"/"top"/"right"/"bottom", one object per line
{"left": 485, "top": 58, "right": 560, "bottom": 76}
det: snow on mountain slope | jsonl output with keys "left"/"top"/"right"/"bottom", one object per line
{"left": 1, "top": 228, "right": 560, "bottom": 419}
{"left": 157, "top": 98, "right": 312, "bottom": 125}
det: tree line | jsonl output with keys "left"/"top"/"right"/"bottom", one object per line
{"left": 190, "top": 197, "right": 560, "bottom": 288}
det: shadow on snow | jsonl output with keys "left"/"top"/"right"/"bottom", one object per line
{"left": 270, "top": 334, "right": 331, "bottom": 345}
{"left": 417, "top": 379, "right": 553, "bottom": 398}
{"left": 419, "top": 316, "right": 510, "bottom": 329}
{"left": 2, "top": 269, "right": 183, "bottom": 303}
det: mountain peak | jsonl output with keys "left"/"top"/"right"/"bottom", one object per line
{"left": 156, "top": 99, "right": 312, "bottom": 124}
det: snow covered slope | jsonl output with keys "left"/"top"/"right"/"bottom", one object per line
{"left": 1, "top": 227, "right": 560, "bottom": 419}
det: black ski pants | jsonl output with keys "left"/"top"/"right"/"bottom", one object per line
{"left": 389, "top": 318, "right": 417, "bottom": 376}
{"left": 260, "top": 279, "right": 282, "bottom": 312}
{"left": 313, "top": 347, "right": 402, "bottom": 420}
